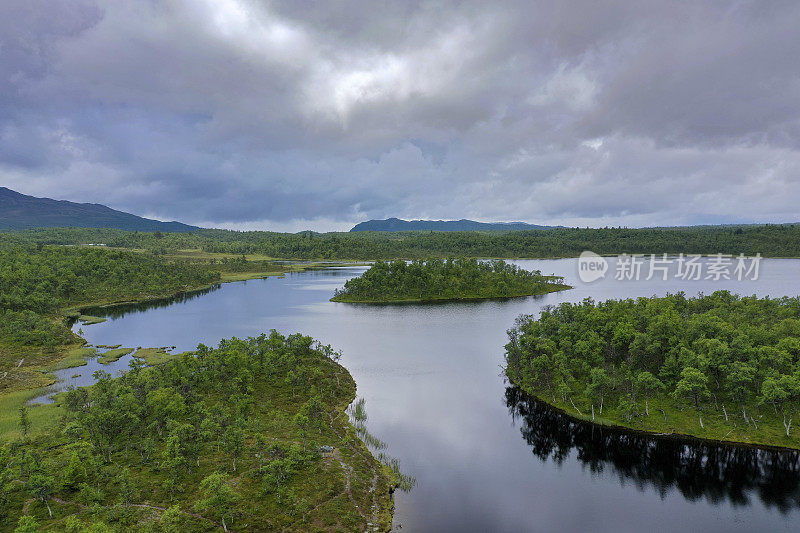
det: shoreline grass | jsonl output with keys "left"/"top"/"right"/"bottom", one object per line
{"left": 332, "top": 283, "right": 571, "bottom": 303}
{"left": 507, "top": 373, "right": 800, "bottom": 451}
{"left": 133, "top": 347, "right": 185, "bottom": 366}
{"left": 40, "top": 346, "right": 95, "bottom": 372}
{"left": 97, "top": 347, "right": 135, "bottom": 364}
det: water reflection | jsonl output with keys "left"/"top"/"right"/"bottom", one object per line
{"left": 506, "top": 387, "right": 800, "bottom": 512}
{"left": 80, "top": 284, "right": 220, "bottom": 318}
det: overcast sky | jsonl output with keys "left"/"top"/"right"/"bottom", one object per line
{"left": 2, "top": 1, "right": 799, "bottom": 231}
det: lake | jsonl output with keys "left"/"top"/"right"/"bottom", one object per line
{"left": 48, "top": 257, "right": 800, "bottom": 532}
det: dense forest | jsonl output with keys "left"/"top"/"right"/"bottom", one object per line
{"left": 4, "top": 223, "right": 800, "bottom": 260}
{"left": 1, "top": 332, "right": 394, "bottom": 531}
{"left": 331, "top": 258, "right": 569, "bottom": 303}
{"left": 505, "top": 291, "right": 800, "bottom": 448}
{"left": 0, "top": 245, "right": 219, "bottom": 350}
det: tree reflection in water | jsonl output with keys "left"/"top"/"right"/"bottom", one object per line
{"left": 80, "top": 284, "right": 220, "bottom": 319}
{"left": 505, "top": 387, "right": 800, "bottom": 512}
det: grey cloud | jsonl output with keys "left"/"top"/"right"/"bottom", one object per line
{"left": 0, "top": 0, "right": 798, "bottom": 228}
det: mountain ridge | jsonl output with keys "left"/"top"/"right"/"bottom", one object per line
{"left": 0, "top": 187, "right": 198, "bottom": 232}
{"left": 350, "top": 217, "right": 558, "bottom": 232}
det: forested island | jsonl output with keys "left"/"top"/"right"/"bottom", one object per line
{"left": 505, "top": 291, "right": 800, "bottom": 449}
{"left": 331, "top": 258, "right": 570, "bottom": 303}
{"left": 0, "top": 241, "right": 396, "bottom": 531}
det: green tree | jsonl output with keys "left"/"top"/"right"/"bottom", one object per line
{"left": 160, "top": 504, "right": 184, "bottom": 533}
{"left": 195, "top": 473, "right": 240, "bottom": 532}
{"left": 673, "top": 367, "right": 710, "bottom": 409}
{"left": 634, "top": 371, "right": 664, "bottom": 416}
{"left": 223, "top": 425, "right": 245, "bottom": 472}
{"left": 586, "top": 367, "right": 611, "bottom": 418}
{"left": 26, "top": 473, "right": 56, "bottom": 517}
{"left": 61, "top": 451, "right": 86, "bottom": 491}
{"left": 726, "top": 361, "right": 755, "bottom": 423}
{"left": 14, "top": 516, "right": 38, "bottom": 533}
{"left": 673, "top": 367, "right": 710, "bottom": 428}
{"left": 760, "top": 375, "right": 798, "bottom": 436}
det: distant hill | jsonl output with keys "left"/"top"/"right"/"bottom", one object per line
{"left": 350, "top": 217, "right": 558, "bottom": 232}
{"left": 0, "top": 187, "right": 198, "bottom": 232}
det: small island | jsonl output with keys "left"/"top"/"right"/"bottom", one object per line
{"left": 505, "top": 291, "right": 800, "bottom": 449}
{"left": 331, "top": 258, "right": 571, "bottom": 303}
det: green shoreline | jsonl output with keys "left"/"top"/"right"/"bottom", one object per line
{"left": 331, "top": 283, "right": 572, "bottom": 304}
{"left": 60, "top": 261, "right": 369, "bottom": 324}
{"left": 506, "top": 372, "right": 800, "bottom": 452}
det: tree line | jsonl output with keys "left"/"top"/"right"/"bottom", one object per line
{"left": 4, "top": 223, "right": 800, "bottom": 260}
{"left": 331, "top": 258, "right": 568, "bottom": 303}
{"left": 0, "top": 244, "right": 219, "bottom": 348}
{"left": 505, "top": 291, "right": 800, "bottom": 443}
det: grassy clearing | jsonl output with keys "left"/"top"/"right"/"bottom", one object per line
{"left": 217, "top": 261, "right": 360, "bottom": 283}
{"left": 166, "top": 249, "right": 278, "bottom": 261}
{"left": 0, "top": 387, "right": 60, "bottom": 439}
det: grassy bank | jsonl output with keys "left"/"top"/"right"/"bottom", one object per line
{"left": 332, "top": 282, "right": 570, "bottom": 304}
{"left": 506, "top": 370, "right": 800, "bottom": 450}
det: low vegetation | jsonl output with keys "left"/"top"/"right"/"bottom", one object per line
{"left": 505, "top": 291, "right": 800, "bottom": 448}
{"left": 1, "top": 332, "right": 395, "bottom": 531}
{"left": 97, "top": 348, "right": 135, "bottom": 365}
{"left": 331, "top": 258, "right": 569, "bottom": 303}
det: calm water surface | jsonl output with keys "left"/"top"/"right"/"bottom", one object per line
{"left": 52, "top": 258, "right": 800, "bottom": 532}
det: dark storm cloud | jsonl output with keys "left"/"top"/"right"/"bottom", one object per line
{"left": 1, "top": 0, "right": 798, "bottom": 230}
